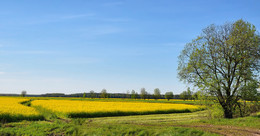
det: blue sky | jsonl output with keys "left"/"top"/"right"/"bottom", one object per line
{"left": 0, "top": 0, "right": 259, "bottom": 94}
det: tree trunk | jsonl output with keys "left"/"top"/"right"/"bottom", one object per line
{"left": 224, "top": 109, "right": 233, "bottom": 118}
{"left": 222, "top": 104, "right": 233, "bottom": 118}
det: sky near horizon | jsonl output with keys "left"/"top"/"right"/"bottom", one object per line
{"left": 0, "top": 0, "right": 259, "bottom": 94}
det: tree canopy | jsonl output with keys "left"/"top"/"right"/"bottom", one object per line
{"left": 21, "top": 90, "right": 27, "bottom": 97}
{"left": 178, "top": 19, "right": 260, "bottom": 118}
{"left": 140, "top": 88, "right": 148, "bottom": 100}
{"left": 100, "top": 89, "right": 108, "bottom": 98}
{"left": 153, "top": 88, "right": 161, "bottom": 100}
{"left": 90, "top": 90, "right": 95, "bottom": 99}
{"left": 165, "top": 92, "right": 174, "bottom": 101}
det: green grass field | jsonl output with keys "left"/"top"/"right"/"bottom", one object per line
{"left": 1, "top": 110, "right": 259, "bottom": 136}
{"left": 0, "top": 97, "right": 259, "bottom": 136}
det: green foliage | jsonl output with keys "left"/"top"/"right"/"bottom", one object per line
{"left": 180, "top": 88, "right": 193, "bottom": 101}
{"left": 89, "top": 90, "right": 95, "bottom": 99}
{"left": 126, "top": 90, "right": 130, "bottom": 98}
{"left": 0, "top": 120, "right": 81, "bottom": 136}
{"left": 206, "top": 104, "right": 224, "bottom": 119}
{"left": 0, "top": 114, "right": 44, "bottom": 123}
{"left": 200, "top": 111, "right": 260, "bottom": 129}
{"left": 82, "top": 92, "right": 86, "bottom": 98}
{"left": 187, "top": 87, "right": 192, "bottom": 100}
{"left": 33, "top": 106, "right": 58, "bottom": 120}
{"left": 192, "top": 91, "right": 200, "bottom": 100}
{"left": 180, "top": 91, "right": 188, "bottom": 100}
{"left": 233, "top": 101, "right": 260, "bottom": 117}
{"left": 131, "top": 90, "right": 138, "bottom": 99}
{"left": 100, "top": 89, "right": 108, "bottom": 98}
{"left": 153, "top": 88, "right": 161, "bottom": 100}
{"left": 165, "top": 92, "right": 174, "bottom": 101}
{"left": 21, "top": 91, "right": 26, "bottom": 97}
{"left": 20, "top": 99, "right": 32, "bottom": 107}
{"left": 178, "top": 19, "right": 260, "bottom": 118}
{"left": 239, "top": 80, "right": 260, "bottom": 101}
{"left": 140, "top": 88, "right": 148, "bottom": 100}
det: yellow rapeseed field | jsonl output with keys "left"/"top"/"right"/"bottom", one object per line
{"left": 31, "top": 100, "right": 201, "bottom": 115}
{"left": 0, "top": 97, "right": 39, "bottom": 116}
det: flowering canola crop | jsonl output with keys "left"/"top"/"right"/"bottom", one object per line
{"left": 31, "top": 100, "right": 201, "bottom": 116}
{"left": 0, "top": 97, "right": 39, "bottom": 116}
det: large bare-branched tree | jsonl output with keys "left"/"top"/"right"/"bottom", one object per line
{"left": 178, "top": 19, "right": 260, "bottom": 118}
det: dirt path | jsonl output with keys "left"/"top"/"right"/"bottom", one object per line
{"left": 177, "top": 124, "right": 260, "bottom": 136}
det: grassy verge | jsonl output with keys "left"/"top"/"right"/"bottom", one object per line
{"left": 0, "top": 120, "right": 80, "bottom": 136}
{"left": 198, "top": 112, "right": 260, "bottom": 129}
{"left": 81, "top": 124, "right": 219, "bottom": 136}
{"left": 0, "top": 122, "right": 218, "bottom": 136}
{"left": 0, "top": 114, "right": 44, "bottom": 123}
{"left": 1, "top": 110, "right": 259, "bottom": 135}
{"left": 32, "top": 106, "right": 58, "bottom": 120}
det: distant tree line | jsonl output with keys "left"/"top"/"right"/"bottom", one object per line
{"left": 1, "top": 87, "right": 258, "bottom": 102}
{"left": 0, "top": 88, "right": 184, "bottom": 100}
{"left": 77, "top": 88, "right": 180, "bottom": 100}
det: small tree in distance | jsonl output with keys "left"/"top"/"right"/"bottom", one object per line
{"left": 140, "top": 88, "right": 147, "bottom": 100}
{"left": 135, "top": 92, "right": 139, "bottom": 99}
{"left": 131, "top": 90, "right": 137, "bottom": 99}
{"left": 192, "top": 91, "right": 200, "bottom": 101}
{"left": 153, "top": 88, "right": 161, "bottom": 100}
{"left": 165, "top": 92, "right": 173, "bottom": 101}
{"left": 21, "top": 90, "right": 27, "bottom": 97}
{"left": 100, "top": 89, "right": 108, "bottom": 98}
{"left": 126, "top": 90, "right": 130, "bottom": 98}
{"left": 83, "top": 92, "right": 86, "bottom": 98}
{"left": 180, "top": 91, "right": 188, "bottom": 101}
{"left": 187, "top": 87, "right": 192, "bottom": 100}
{"left": 90, "top": 90, "right": 95, "bottom": 99}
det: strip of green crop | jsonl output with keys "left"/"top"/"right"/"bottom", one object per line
{"left": 0, "top": 114, "right": 44, "bottom": 123}
{"left": 67, "top": 107, "right": 205, "bottom": 118}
